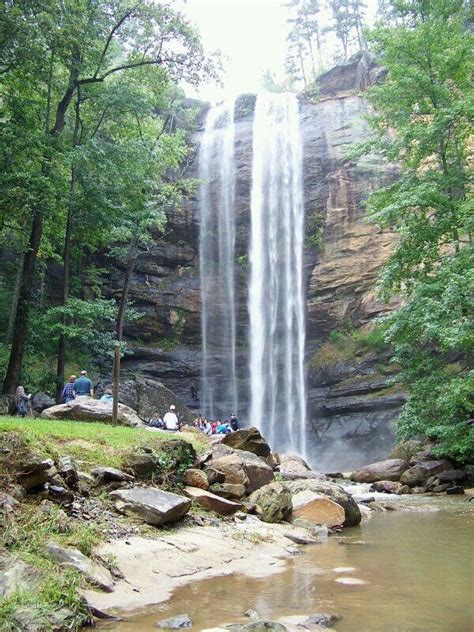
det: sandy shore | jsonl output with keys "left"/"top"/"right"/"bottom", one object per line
{"left": 83, "top": 517, "right": 317, "bottom": 613}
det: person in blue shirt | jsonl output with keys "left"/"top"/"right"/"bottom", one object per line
{"left": 74, "top": 370, "right": 94, "bottom": 398}
{"left": 100, "top": 389, "right": 113, "bottom": 403}
{"left": 62, "top": 375, "right": 77, "bottom": 404}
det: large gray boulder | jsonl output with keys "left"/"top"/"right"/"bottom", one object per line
{"left": 41, "top": 398, "right": 143, "bottom": 427}
{"left": 400, "top": 460, "right": 453, "bottom": 487}
{"left": 283, "top": 480, "right": 361, "bottom": 527}
{"left": 350, "top": 459, "right": 409, "bottom": 483}
{"left": 248, "top": 482, "right": 292, "bottom": 523}
{"left": 207, "top": 448, "right": 274, "bottom": 494}
{"left": 45, "top": 542, "right": 114, "bottom": 592}
{"left": 31, "top": 392, "right": 55, "bottom": 414}
{"left": 95, "top": 375, "right": 193, "bottom": 423}
{"left": 222, "top": 427, "right": 271, "bottom": 457}
{"left": 110, "top": 487, "right": 191, "bottom": 525}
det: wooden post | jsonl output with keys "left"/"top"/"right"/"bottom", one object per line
{"left": 112, "top": 341, "right": 120, "bottom": 426}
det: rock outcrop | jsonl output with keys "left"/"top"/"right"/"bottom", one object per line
{"left": 41, "top": 398, "right": 143, "bottom": 427}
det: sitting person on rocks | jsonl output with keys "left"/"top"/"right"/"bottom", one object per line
{"left": 61, "top": 375, "right": 77, "bottom": 404}
{"left": 163, "top": 404, "right": 179, "bottom": 431}
{"left": 100, "top": 389, "right": 113, "bottom": 403}
{"left": 147, "top": 412, "right": 165, "bottom": 429}
{"left": 217, "top": 420, "right": 232, "bottom": 434}
{"left": 15, "top": 385, "right": 31, "bottom": 418}
{"left": 73, "top": 370, "right": 94, "bottom": 398}
{"left": 193, "top": 416, "right": 203, "bottom": 431}
{"left": 211, "top": 420, "right": 218, "bottom": 434}
{"left": 202, "top": 418, "right": 212, "bottom": 436}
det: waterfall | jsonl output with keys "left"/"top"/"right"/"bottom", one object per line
{"left": 199, "top": 99, "right": 238, "bottom": 419}
{"left": 248, "top": 93, "right": 307, "bottom": 457}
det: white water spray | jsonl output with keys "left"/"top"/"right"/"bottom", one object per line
{"left": 248, "top": 93, "right": 307, "bottom": 457}
{"left": 199, "top": 100, "right": 238, "bottom": 419}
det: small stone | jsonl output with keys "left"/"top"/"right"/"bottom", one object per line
{"left": 91, "top": 467, "right": 135, "bottom": 483}
{"left": 156, "top": 613, "right": 192, "bottom": 629}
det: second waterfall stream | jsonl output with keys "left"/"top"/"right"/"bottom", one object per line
{"left": 199, "top": 93, "right": 307, "bottom": 457}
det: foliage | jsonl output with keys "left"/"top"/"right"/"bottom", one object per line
{"left": 306, "top": 211, "right": 325, "bottom": 248}
{"left": 358, "top": 0, "right": 473, "bottom": 461}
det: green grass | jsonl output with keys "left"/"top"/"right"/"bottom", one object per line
{"left": 0, "top": 417, "right": 205, "bottom": 470}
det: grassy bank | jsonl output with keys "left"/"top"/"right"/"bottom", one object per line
{"left": 0, "top": 417, "right": 206, "bottom": 630}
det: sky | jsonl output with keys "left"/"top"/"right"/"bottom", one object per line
{"left": 178, "top": 0, "right": 289, "bottom": 101}
{"left": 178, "top": 0, "right": 379, "bottom": 102}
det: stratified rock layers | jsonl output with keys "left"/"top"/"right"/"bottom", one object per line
{"left": 103, "top": 56, "right": 400, "bottom": 469}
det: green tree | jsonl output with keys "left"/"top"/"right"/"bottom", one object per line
{"left": 0, "top": 1, "right": 215, "bottom": 394}
{"left": 360, "top": 0, "right": 473, "bottom": 461}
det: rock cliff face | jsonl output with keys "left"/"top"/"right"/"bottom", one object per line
{"left": 105, "top": 53, "right": 403, "bottom": 469}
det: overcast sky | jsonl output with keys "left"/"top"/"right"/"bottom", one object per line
{"left": 179, "top": 0, "right": 288, "bottom": 101}
{"left": 178, "top": 0, "right": 378, "bottom": 102}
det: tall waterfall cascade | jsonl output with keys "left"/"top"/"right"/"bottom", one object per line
{"left": 249, "top": 93, "right": 307, "bottom": 457}
{"left": 199, "top": 99, "right": 238, "bottom": 419}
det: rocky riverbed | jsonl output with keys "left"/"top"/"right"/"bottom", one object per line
{"left": 0, "top": 420, "right": 472, "bottom": 630}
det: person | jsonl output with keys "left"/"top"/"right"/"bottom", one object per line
{"left": 230, "top": 414, "right": 239, "bottom": 431}
{"left": 193, "top": 416, "right": 203, "bottom": 431}
{"left": 74, "top": 370, "right": 94, "bottom": 398}
{"left": 211, "top": 421, "right": 218, "bottom": 434}
{"left": 62, "top": 375, "right": 77, "bottom": 404}
{"left": 202, "top": 419, "right": 212, "bottom": 436}
{"left": 100, "top": 389, "right": 113, "bottom": 403}
{"left": 163, "top": 404, "right": 179, "bottom": 431}
{"left": 147, "top": 412, "right": 165, "bottom": 429}
{"left": 15, "top": 386, "right": 31, "bottom": 418}
{"left": 217, "top": 420, "right": 231, "bottom": 434}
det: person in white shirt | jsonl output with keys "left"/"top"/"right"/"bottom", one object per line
{"left": 163, "top": 404, "right": 179, "bottom": 431}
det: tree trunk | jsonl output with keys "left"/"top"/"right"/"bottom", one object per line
{"left": 2, "top": 215, "right": 43, "bottom": 393}
{"left": 5, "top": 253, "right": 25, "bottom": 344}
{"left": 55, "top": 94, "right": 81, "bottom": 402}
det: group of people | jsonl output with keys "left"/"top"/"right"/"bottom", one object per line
{"left": 146, "top": 408, "right": 240, "bottom": 435}
{"left": 193, "top": 413, "right": 239, "bottom": 435}
{"left": 61, "top": 370, "right": 96, "bottom": 403}
{"left": 147, "top": 405, "right": 180, "bottom": 431}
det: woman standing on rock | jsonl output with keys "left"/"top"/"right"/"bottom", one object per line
{"left": 15, "top": 386, "right": 31, "bottom": 418}
{"left": 61, "top": 375, "right": 77, "bottom": 404}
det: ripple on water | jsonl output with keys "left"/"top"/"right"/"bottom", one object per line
{"left": 334, "top": 577, "right": 368, "bottom": 585}
{"left": 333, "top": 566, "right": 357, "bottom": 573}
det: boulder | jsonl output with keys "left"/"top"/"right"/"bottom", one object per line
{"left": 91, "top": 466, "right": 135, "bottom": 484}
{"left": 446, "top": 486, "right": 464, "bottom": 495}
{"left": 248, "top": 482, "right": 292, "bottom": 523}
{"left": 45, "top": 542, "right": 114, "bottom": 592}
{"left": 291, "top": 490, "right": 346, "bottom": 528}
{"left": 222, "top": 427, "right": 271, "bottom": 457}
{"left": 210, "top": 482, "right": 246, "bottom": 500}
{"left": 156, "top": 613, "right": 192, "bottom": 629}
{"left": 276, "top": 454, "right": 325, "bottom": 480}
{"left": 436, "top": 469, "right": 468, "bottom": 483}
{"left": 184, "top": 468, "right": 209, "bottom": 490}
{"left": 207, "top": 449, "right": 274, "bottom": 494}
{"left": 370, "top": 481, "right": 411, "bottom": 495}
{"left": 41, "top": 398, "right": 143, "bottom": 427}
{"left": 0, "top": 395, "right": 16, "bottom": 415}
{"left": 283, "top": 480, "right": 361, "bottom": 526}
{"left": 400, "top": 460, "right": 453, "bottom": 487}
{"left": 95, "top": 375, "right": 193, "bottom": 424}
{"left": 350, "top": 459, "right": 409, "bottom": 483}
{"left": 110, "top": 487, "right": 191, "bottom": 525}
{"left": 124, "top": 451, "right": 159, "bottom": 478}
{"left": 185, "top": 486, "right": 242, "bottom": 516}
{"left": 31, "top": 392, "right": 55, "bottom": 414}
{"left": 57, "top": 456, "right": 79, "bottom": 487}
{"left": 16, "top": 456, "right": 56, "bottom": 490}
{"left": 204, "top": 467, "right": 226, "bottom": 485}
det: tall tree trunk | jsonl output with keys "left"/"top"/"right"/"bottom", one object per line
{"left": 2, "top": 216, "right": 43, "bottom": 393}
{"left": 2, "top": 49, "right": 55, "bottom": 394}
{"left": 5, "top": 253, "right": 25, "bottom": 344}
{"left": 55, "top": 94, "right": 81, "bottom": 402}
